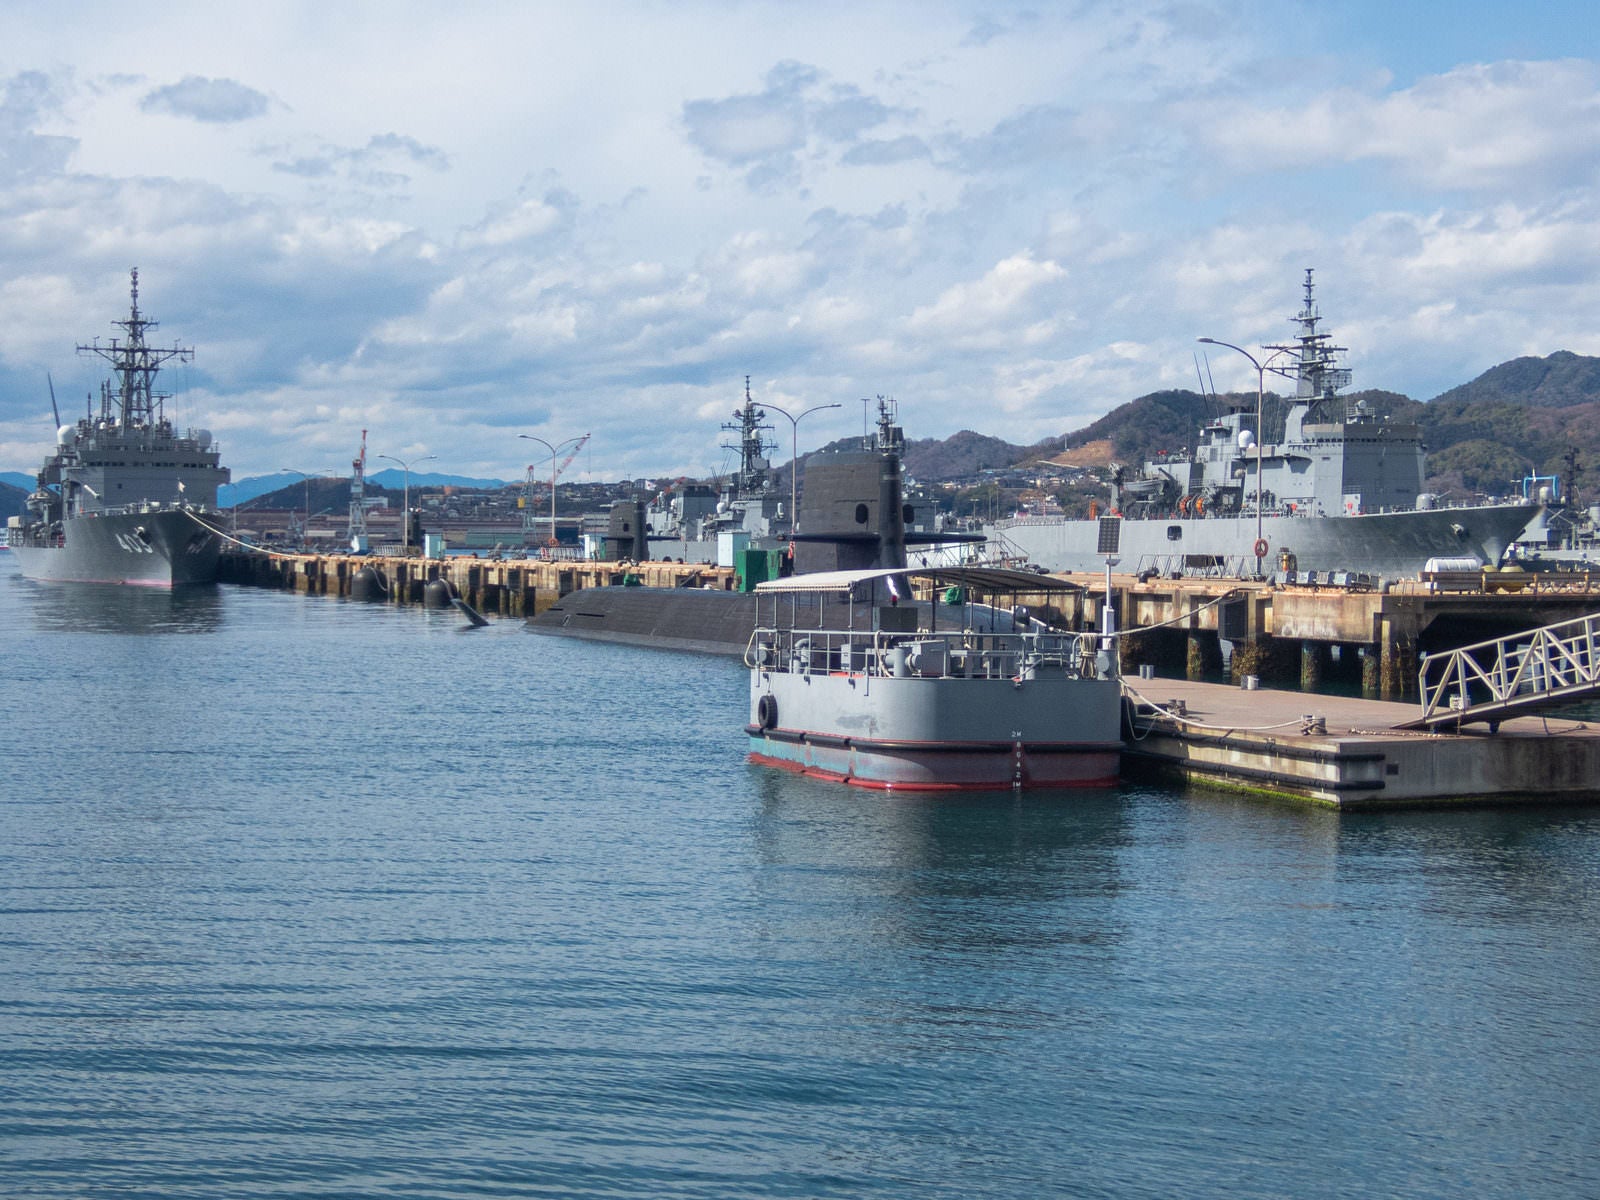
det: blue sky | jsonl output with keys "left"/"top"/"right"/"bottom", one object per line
{"left": 2, "top": 0, "right": 1597, "bottom": 483}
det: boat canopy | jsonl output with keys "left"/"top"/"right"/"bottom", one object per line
{"left": 755, "top": 565, "right": 1084, "bottom": 597}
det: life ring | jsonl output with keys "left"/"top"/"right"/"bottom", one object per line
{"left": 757, "top": 694, "right": 778, "bottom": 730}
{"left": 1253, "top": 537, "right": 1269, "bottom": 559}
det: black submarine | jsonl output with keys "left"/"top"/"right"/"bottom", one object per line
{"left": 526, "top": 400, "right": 984, "bottom": 655}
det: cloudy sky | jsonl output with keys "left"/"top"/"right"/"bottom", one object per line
{"left": 2, "top": 0, "right": 1597, "bottom": 484}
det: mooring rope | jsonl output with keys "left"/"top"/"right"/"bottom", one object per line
{"left": 1119, "top": 678, "right": 1311, "bottom": 736}
{"left": 185, "top": 510, "right": 274, "bottom": 554}
{"left": 1097, "top": 586, "right": 1247, "bottom": 640}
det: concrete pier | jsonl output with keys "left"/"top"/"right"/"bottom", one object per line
{"left": 217, "top": 551, "right": 736, "bottom": 617}
{"left": 1121, "top": 675, "right": 1600, "bottom": 808}
{"left": 1061, "top": 570, "right": 1600, "bottom": 702}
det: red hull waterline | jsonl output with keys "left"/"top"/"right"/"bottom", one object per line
{"left": 747, "top": 730, "right": 1121, "bottom": 792}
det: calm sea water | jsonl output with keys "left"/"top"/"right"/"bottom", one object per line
{"left": 3, "top": 559, "right": 1599, "bottom": 1199}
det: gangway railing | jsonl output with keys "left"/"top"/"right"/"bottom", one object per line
{"left": 1399, "top": 610, "right": 1600, "bottom": 731}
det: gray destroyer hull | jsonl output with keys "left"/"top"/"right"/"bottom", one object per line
{"left": 988, "top": 503, "right": 1538, "bottom": 581}
{"left": 8, "top": 508, "right": 223, "bottom": 587}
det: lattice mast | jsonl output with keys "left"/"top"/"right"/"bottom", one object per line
{"left": 77, "top": 268, "right": 193, "bottom": 428}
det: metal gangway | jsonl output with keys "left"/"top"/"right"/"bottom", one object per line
{"left": 1399, "top": 610, "right": 1600, "bottom": 731}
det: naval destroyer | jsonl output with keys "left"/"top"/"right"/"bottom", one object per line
{"left": 6, "top": 271, "right": 230, "bottom": 586}
{"left": 986, "top": 272, "right": 1540, "bottom": 582}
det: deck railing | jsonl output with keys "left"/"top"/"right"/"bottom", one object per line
{"left": 1404, "top": 611, "right": 1600, "bottom": 730}
{"left": 746, "top": 626, "right": 1104, "bottom": 681}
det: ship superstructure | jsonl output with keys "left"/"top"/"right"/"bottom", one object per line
{"left": 6, "top": 270, "right": 230, "bottom": 585}
{"left": 989, "top": 272, "right": 1538, "bottom": 582}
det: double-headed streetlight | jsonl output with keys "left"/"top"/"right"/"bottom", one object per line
{"left": 1197, "top": 337, "right": 1273, "bottom": 574}
{"left": 377, "top": 453, "right": 436, "bottom": 554}
{"left": 519, "top": 434, "right": 587, "bottom": 553}
{"left": 281, "top": 467, "right": 330, "bottom": 551}
{"left": 760, "top": 400, "right": 842, "bottom": 537}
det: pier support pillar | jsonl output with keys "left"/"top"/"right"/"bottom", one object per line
{"left": 1379, "top": 617, "right": 1420, "bottom": 701}
{"left": 1301, "top": 641, "right": 1330, "bottom": 690}
{"left": 1186, "top": 630, "right": 1224, "bottom": 681}
{"left": 1123, "top": 629, "right": 1186, "bottom": 679}
{"left": 1361, "top": 647, "right": 1380, "bottom": 697}
{"left": 1231, "top": 635, "right": 1300, "bottom": 687}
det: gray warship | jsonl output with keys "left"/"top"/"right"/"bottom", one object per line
{"left": 643, "top": 379, "right": 789, "bottom": 564}
{"left": 986, "top": 271, "right": 1540, "bottom": 582}
{"left": 6, "top": 270, "right": 230, "bottom": 586}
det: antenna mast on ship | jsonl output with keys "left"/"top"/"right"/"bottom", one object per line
{"left": 1265, "top": 268, "right": 1350, "bottom": 408}
{"left": 722, "top": 376, "right": 775, "bottom": 495}
{"left": 77, "top": 268, "right": 193, "bottom": 429}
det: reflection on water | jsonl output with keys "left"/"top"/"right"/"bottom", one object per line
{"left": 12, "top": 578, "right": 226, "bottom": 634}
{"left": 751, "top": 768, "right": 1130, "bottom": 959}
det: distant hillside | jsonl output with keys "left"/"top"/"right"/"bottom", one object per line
{"left": 1058, "top": 390, "right": 1212, "bottom": 463}
{"left": 2, "top": 471, "right": 33, "bottom": 491}
{"left": 1417, "top": 352, "right": 1600, "bottom": 496}
{"left": 902, "top": 430, "right": 1026, "bottom": 481}
{"left": 220, "top": 469, "right": 509, "bottom": 508}
{"left": 0, "top": 480, "right": 26, "bottom": 521}
{"left": 1431, "top": 351, "right": 1600, "bottom": 409}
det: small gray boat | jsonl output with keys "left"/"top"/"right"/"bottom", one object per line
{"left": 745, "top": 566, "right": 1123, "bottom": 791}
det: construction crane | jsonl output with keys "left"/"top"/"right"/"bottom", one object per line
{"left": 348, "top": 429, "right": 369, "bottom": 553}
{"left": 521, "top": 432, "right": 591, "bottom": 538}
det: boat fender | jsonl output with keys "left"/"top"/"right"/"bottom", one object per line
{"left": 757, "top": 694, "right": 778, "bottom": 730}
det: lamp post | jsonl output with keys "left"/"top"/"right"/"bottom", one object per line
{"left": 1197, "top": 337, "right": 1270, "bottom": 574}
{"left": 281, "top": 467, "right": 330, "bottom": 551}
{"left": 519, "top": 434, "right": 585, "bottom": 553}
{"left": 377, "top": 453, "right": 435, "bottom": 554}
{"left": 760, "top": 400, "right": 842, "bottom": 536}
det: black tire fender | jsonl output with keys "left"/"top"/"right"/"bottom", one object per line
{"left": 757, "top": 694, "right": 778, "bottom": 730}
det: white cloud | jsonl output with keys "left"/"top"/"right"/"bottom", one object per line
{"left": 906, "top": 253, "right": 1068, "bottom": 339}
{"left": 1196, "top": 59, "right": 1600, "bottom": 192}
{"left": 1, "top": 4, "right": 1597, "bottom": 481}
{"left": 139, "top": 75, "right": 271, "bottom": 123}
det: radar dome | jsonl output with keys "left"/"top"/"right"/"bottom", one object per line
{"left": 57, "top": 424, "right": 74, "bottom": 445}
{"left": 195, "top": 429, "right": 212, "bottom": 448}
{"left": 1236, "top": 430, "right": 1256, "bottom": 451}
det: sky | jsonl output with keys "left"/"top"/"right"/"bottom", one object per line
{"left": 2, "top": 0, "right": 1598, "bottom": 485}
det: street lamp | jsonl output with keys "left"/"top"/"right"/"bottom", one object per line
{"left": 519, "top": 434, "right": 586, "bottom": 554}
{"left": 377, "top": 453, "right": 436, "bottom": 555}
{"left": 281, "top": 467, "right": 330, "bottom": 552}
{"left": 1197, "top": 337, "right": 1272, "bottom": 574}
{"left": 760, "top": 400, "right": 842, "bottom": 536}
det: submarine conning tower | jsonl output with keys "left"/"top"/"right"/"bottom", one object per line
{"left": 791, "top": 398, "right": 911, "bottom": 575}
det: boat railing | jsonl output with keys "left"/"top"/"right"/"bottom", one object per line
{"left": 79, "top": 499, "right": 215, "bottom": 519}
{"left": 745, "top": 625, "right": 1104, "bottom": 681}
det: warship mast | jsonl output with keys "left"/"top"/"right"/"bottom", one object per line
{"left": 77, "top": 268, "right": 193, "bottom": 429}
